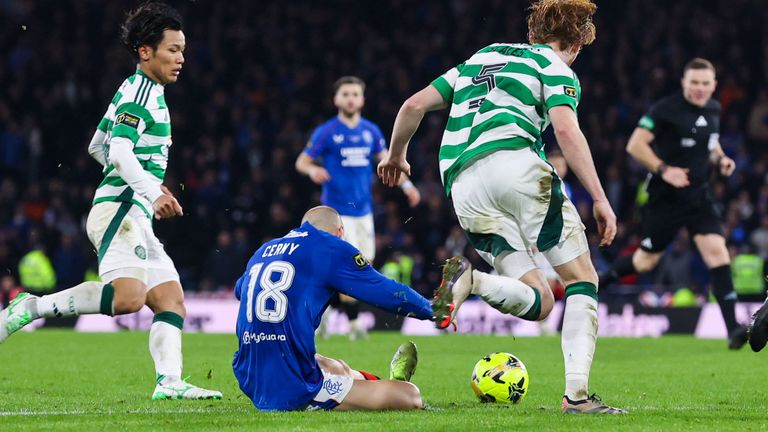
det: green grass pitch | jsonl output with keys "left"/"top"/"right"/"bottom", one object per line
{"left": 0, "top": 331, "right": 766, "bottom": 431}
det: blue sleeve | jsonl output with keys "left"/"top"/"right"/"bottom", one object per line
{"left": 304, "top": 125, "right": 327, "bottom": 159}
{"left": 234, "top": 275, "right": 245, "bottom": 300}
{"left": 372, "top": 124, "right": 386, "bottom": 154}
{"left": 327, "top": 239, "right": 432, "bottom": 320}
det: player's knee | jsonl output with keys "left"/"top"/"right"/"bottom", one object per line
{"left": 634, "top": 255, "right": 660, "bottom": 273}
{"left": 164, "top": 298, "right": 186, "bottom": 318}
{"left": 537, "top": 287, "right": 554, "bottom": 321}
{"left": 403, "top": 382, "right": 423, "bottom": 410}
{"left": 151, "top": 294, "right": 186, "bottom": 317}
{"left": 113, "top": 291, "right": 146, "bottom": 314}
{"left": 337, "top": 359, "right": 353, "bottom": 376}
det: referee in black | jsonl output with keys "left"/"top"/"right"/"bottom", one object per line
{"left": 600, "top": 58, "right": 748, "bottom": 349}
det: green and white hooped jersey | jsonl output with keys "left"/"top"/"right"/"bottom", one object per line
{"left": 431, "top": 43, "right": 581, "bottom": 196}
{"left": 92, "top": 70, "right": 171, "bottom": 218}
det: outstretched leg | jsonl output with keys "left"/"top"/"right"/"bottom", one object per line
{"left": 0, "top": 277, "right": 146, "bottom": 342}
{"left": 313, "top": 343, "right": 422, "bottom": 411}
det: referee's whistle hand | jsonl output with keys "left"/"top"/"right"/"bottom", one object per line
{"left": 719, "top": 157, "right": 736, "bottom": 177}
{"left": 661, "top": 166, "right": 690, "bottom": 188}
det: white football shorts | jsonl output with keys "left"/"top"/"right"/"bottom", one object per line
{"left": 305, "top": 371, "right": 354, "bottom": 411}
{"left": 86, "top": 201, "right": 180, "bottom": 289}
{"left": 450, "top": 148, "right": 588, "bottom": 276}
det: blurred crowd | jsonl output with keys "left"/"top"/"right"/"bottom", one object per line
{"left": 1, "top": 0, "right": 767, "bottom": 304}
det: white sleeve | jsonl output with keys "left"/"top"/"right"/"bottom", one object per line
{"left": 87, "top": 130, "right": 108, "bottom": 167}
{"left": 108, "top": 137, "right": 164, "bottom": 204}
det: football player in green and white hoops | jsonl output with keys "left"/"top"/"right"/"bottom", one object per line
{"left": 378, "top": 0, "right": 624, "bottom": 414}
{"left": 0, "top": 2, "right": 221, "bottom": 400}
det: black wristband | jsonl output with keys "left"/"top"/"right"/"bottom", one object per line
{"left": 656, "top": 163, "right": 668, "bottom": 176}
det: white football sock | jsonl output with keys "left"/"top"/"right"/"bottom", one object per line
{"left": 34, "top": 281, "right": 107, "bottom": 319}
{"left": 561, "top": 291, "right": 598, "bottom": 401}
{"left": 150, "top": 320, "right": 183, "bottom": 381}
{"left": 471, "top": 270, "right": 539, "bottom": 319}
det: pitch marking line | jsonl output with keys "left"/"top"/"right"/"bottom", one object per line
{"left": 0, "top": 407, "right": 253, "bottom": 416}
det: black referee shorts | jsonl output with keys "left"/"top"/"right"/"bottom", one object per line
{"left": 639, "top": 194, "right": 723, "bottom": 253}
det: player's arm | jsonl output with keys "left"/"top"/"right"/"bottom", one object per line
{"left": 549, "top": 106, "right": 616, "bottom": 246}
{"left": 626, "top": 127, "right": 690, "bottom": 188}
{"left": 108, "top": 104, "right": 181, "bottom": 219}
{"left": 295, "top": 152, "right": 331, "bottom": 184}
{"left": 87, "top": 129, "right": 108, "bottom": 167}
{"left": 378, "top": 85, "right": 449, "bottom": 187}
{"left": 375, "top": 150, "right": 420, "bottom": 207}
{"left": 708, "top": 141, "right": 736, "bottom": 177}
{"left": 329, "top": 242, "right": 432, "bottom": 320}
{"left": 233, "top": 275, "right": 244, "bottom": 300}
{"left": 296, "top": 126, "right": 331, "bottom": 184}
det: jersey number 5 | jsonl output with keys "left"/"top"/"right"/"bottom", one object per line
{"left": 245, "top": 261, "right": 296, "bottom": 323}
{"left": 469, "top": 63, "right": 506, "bottom": 109}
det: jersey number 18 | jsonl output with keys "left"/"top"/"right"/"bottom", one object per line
{"left": 245, "top": 261, "right": 296, "bottom": 323}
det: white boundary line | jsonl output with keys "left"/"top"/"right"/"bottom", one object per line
{"left": 1, "top": 404, "right": 738, "bottom": 416}
{"left": 0, "top": 407, "right": 253, "bottom": 416}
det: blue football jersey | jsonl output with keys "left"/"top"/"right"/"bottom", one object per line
{"left": 232, "top": 222, "right": 432, "bottom": 411}
{"left": 303, "top": 117, "right": 387, "bottom": 216}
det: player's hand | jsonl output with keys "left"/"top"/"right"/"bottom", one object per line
{"left": 377, "top": 155, "right": 411, "bottom": 187}
{"left": 661, "top": 166, "right": 690, "bottom": 188}
{"left": 403, "top": 185, "right": 421, "bottom": 207}
{"left": 308, "top": 166, "right": 331, "bottom": 184}
{"left": 593, "top": 199, "right": 617, "bottom": 247}
{"left": 153, "top": 194, "right": 183, "bottom": 220}
{"left": 718, "top": 156, "right": 736, "bottom": 177}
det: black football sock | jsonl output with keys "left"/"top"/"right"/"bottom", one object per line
{"left": 599, "top": 255, "right": 637, "bottom": 287}
{"left": 711, "top": 265, "right": 739, "bottom": 333}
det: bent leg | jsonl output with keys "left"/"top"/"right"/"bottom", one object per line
{"left": 336, "top": 379, "right": 423, "bottom": 411}
{"left": 632, "top": 248, "right": 664, "bottom": 273}
{"left": 315, "top": 354, "right": 365, "bottom": 380}
{"left": 36, "top": 276, "right": 146, "bottom": 318}
{"left": 470, "top": 251, "right": 552, "bottom": 321}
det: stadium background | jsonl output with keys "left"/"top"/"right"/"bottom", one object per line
{"left": 1, "top": 0, "right": 767, "bottom": 317}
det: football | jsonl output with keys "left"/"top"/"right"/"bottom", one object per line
{"left": 470, "top": 352, "right": 529, "bottom": 404}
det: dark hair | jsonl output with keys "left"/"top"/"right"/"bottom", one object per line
{"left": 333, "top": 76, "right": 366, "bottom": 94}
{"left": 683, "top": 58, "right": 716, "bottom": 75}
{"left": 121, "top": 2, "right": 183, "bottom": 58}
{"left": 528, "top": 0, "right": 597, "bottom": 50}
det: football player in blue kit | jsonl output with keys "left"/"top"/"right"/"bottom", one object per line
{"left": 232, "top": 206, "right": 453, "bottom": 411}
{"left": 295, "top": 76, "right": 420, "bottom": 340}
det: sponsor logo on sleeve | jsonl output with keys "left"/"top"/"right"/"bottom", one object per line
{"left": 563, "top": 85, "right": 577, "bottom": 98}
{"left": 353, "top": 253, "right": 368, "bottom": 268}
{"left": 115, "top": 112, "right": 141, "bottom": 129}
{"left": 638, "top": 115, "right": 655, "bottom": 130}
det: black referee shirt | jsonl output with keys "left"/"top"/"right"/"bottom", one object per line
{"left": 637, "top": 91, "right": 720, "bottom": 201}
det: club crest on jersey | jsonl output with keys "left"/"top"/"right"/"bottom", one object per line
{"left": 115, "top": 112, "right": 140, "bottom": 129}
{"left": 362, "top": 130, "right": 373, "bottom": 144}
{"left": 134, "top": 245, "right": 147, "bottom": 260}
{"left": 353, "top": 253, "right": 368, "bottom": 268}
{"left": 563, "top": 86, "right": 577, "bottom": 98}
